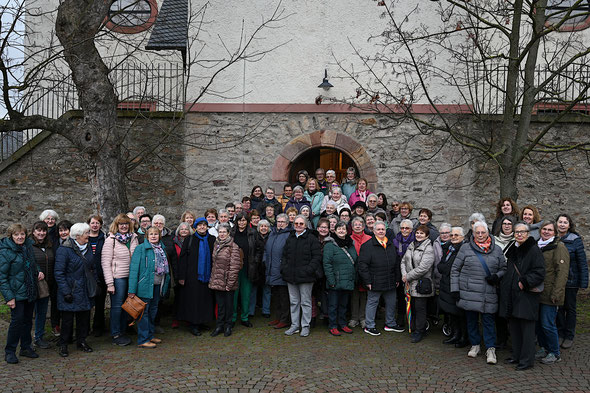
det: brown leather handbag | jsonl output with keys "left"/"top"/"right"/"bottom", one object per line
{"left": 122, "top": 295, "right": 147, "bottom": 325}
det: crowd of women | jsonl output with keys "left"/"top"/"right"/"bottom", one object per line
{"left": 0, "top": 167, "right": 587, "bottom": 371}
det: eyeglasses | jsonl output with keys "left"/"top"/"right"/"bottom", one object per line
{"left": 294, "top": 222, "right": 305, "bottom": 226}
{"left": 277, "top": 220, "right": 287, "bottom": 224}
{"left": 440, "top": 232, "right": 451, "bottom": 235}
{"left": 400, "top": 227, "right": 412, "bottom": 230}
{"left": 502, "top": 222, "right": 512, "bottom": 226}
{"left": 515, "top": 230, "right": 529, "bottom": 235}
{"left": 450, "top": 234, "right": 462, "bottom": 237}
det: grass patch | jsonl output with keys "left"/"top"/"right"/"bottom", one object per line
{"left": 577, "top": 293, "right": 590, "bottom": 334}
{"left": 0, "top": 303, "right": 10, "bottom": 323}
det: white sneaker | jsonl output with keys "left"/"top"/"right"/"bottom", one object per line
{"left": 486, "top": 347, "right": 496, "bottom": 364}
{"left": 284, "top": 326, "right": 300, "bottom": 336}
{"left": 468, "top": 345, "right": 480, "bottom": 358}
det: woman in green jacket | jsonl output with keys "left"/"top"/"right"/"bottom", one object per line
{"left": 128, "top": 227, "right": 171, "bottom": 348}
{"left": 323, "top": 221, "right": 357, "bottom": 336}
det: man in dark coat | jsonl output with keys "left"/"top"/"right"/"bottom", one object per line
{"left": 176, "top": 218, "right": 216, "bottom": 336}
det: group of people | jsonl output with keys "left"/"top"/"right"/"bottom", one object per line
{"left": 0, "top": 167, "right": 587, "bottom": 372}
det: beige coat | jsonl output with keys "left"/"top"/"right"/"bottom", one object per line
{"left": 401, "top": 239, "right": 435, "bottom": 297}
{"left": 101, "top": 234, "right": 139, "bottom": 286}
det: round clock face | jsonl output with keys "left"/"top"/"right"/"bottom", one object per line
{"left": 106, "top": 0, "right": 158, "bottom": 34}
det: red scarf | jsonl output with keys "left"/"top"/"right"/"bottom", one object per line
{"left": 351, "top": 232, "right": 372, "bottom": 255}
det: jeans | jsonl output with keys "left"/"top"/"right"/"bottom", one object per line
{"left": 59, "top": 310, "right": 90, "bottom": 346}
{"left": 287, "top": 282, "right": 314, "bottom": 329}
{"left": 34, "top": 296, "right": 50, "bottom": 341}
{"left": 557, "top": 287, "right": 578, "bottom": 340}
{"left": 109, "top": 277, "right": 129, "bottom": 337}
{"left": 537, "top": 304, "right": 559, "bottom": 356}
{"left": 327, "top": 290, "right": 350, "bottom": 329}
{"left": 5, "top": 300, "right": 35, "bottom": 355}
{"left": 249, "top": 284, "right": 271, "bottom": 316}
{"left": 365, "top": 289, "right": 397, "bottom": 329}
{"left": 465, "top": 311, "right": 496, "bottom": 349}
{"left": 232, "top": 269, "right": 252, "bottom": 322}
{"left": 138, "top": 285, "right": 161, "bottom": 345}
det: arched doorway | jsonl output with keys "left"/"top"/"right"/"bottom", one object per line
{"left": 288, "top": 147, "right": 358, "bottom": 184}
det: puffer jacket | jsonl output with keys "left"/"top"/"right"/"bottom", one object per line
{"left": 451, "top": 236, "right": 506, "bottom": 314}
{"left": 304, "top": 190, "right": 324, "bottom": 228}
{"left": 499, "top": 237, "right": 545, "bottom": 320}
{"left": 539, "top": 237, "right": 570, "bottom": 306}
{"left": 401, "top": 239, "right": 435, "bottom": 297}
{"left": 208, "top": 239, "right": 242, "bottom": 291}
{"left": 561, "top": 232, "right": 589, "bottom": 289}
{"left": 0, "top": 237, "right": 38, "bottom": 302}
{"left": 284, "top": 197, "right": 311, "bottom": 213}
{"left": 322, "top": 237, "right": 357, "bottom": 290}
{"left": 31, "top": 239, "right": 55, "bottom": 284}
{"left": 357, "top": 235, "right": 399, "bottom": 291}
{"left": 281, "top": 230, "right": 322, "bottom": 284}
{"left": 101, "top": 233, "right": 139, "bottom": 286}
{"left": 348, "top": 189, "right": 373, "bottom": 207}
{"left": 54, "top": 238, "right": 97, "bottom": 312}
{"left": 128, "top": 241, "right": 171, "bottom": 299}
{"left": 264, "top": 227, "right": 291, "bottom": 286}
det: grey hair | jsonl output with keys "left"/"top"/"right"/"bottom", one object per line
{"left": 233, "top": 201, "right": 242, "bottom": 207}
{"left": 351, "top": 216, "right": 365, "bottom": 227}
{"left": 39, "top": 209, "right": 59, "bottom": 221}
{"left": 514, "top": 221, "right": 530, "bottom": 232}
{"left": 152, "top": 214, "right": 165, "bottom": 225}
{"left": 217, "top": 223, "right": 231, "bottom": 233}
{"left": 451, "top": 226, "right": 465, "bottom": 236}
{"left": 331, "top": 187, "right": 342, "bottom": 194}
{"left": 326, "top": 200, "right": 338, "bottom": 208}
{"left": 469, "top": 212, "right": 485, "bottom": 224}
{"left": 276, "top": 213, "right": 288, "bottom": 222}
{"left": 401, "top": 219, "right": 413, "bottom": 228}
{"left": 266, "top": 186, "right": 275, "bottom": 193}
{"left": 326, "top": 214, "right": 339, "bottom": 221}
{"left": 257, "top": 220, "right": 271, "bottom": 232}
{"left": 367, "top": 194, "right": 378, "bottom": 202}
{"left": 439, "top": 222, "right": 452, "bottom": 232}
{"left": 218, "top": 209, "right": 229, "bottom": 215}
{"left": 299, "top": 205, "right": 310, "bottom": 213}
{"left": 473, "top": 221, "right": 489, "bottom": 232}
{"left": 293, "top": 185, "right": 304, "bottom": 193}
{"left": 374, "top": 220, "right": 387, "bottom": 229}
{"left": 175, "top": 222, "right": 192, "bottom": 236}
{"left": 133, "top": 206, "right": 146, "bottom": 216}
{"left": 294, "top": 214, "right": 309, "bottom": 227}
{"left": 326, "top": 170, "right": 336, "bottom": 176}
{"left": 69, "top": 223, "right": 90, "bottom": 239}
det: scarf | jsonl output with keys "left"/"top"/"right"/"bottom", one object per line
{"left": 357, "top": 190, "right": 367, "bottom": 202}
{"left": 74, "top": 239, "right": 88, "bottom": 253}
{"left": 393, "top": 231, "right": 415, "bottom": 258}
{"left": 474, "top": 236, "right": 492, "bottom": 253}
{"left": 334, "top": 235, "right": 353, "bottom": 248}
{"left": 538, "top": 236, "right": 554, "bottom": 249}
{"left": 115, "top": 232, "right": 132, "bottom": 245}
{"left": 498, "top": 232, "right": 514, "bottom": 243}
{"left": 151, "top": 242, "right": 169, "bottom": 275}
{"left": 376, "top": 236, "right": 388, "bottom": 248}
{"left": 351, "top": 232, "right": 371, "bottom": 255}
{"left": 214, "top": 236, "right": 232, "bottom": 258}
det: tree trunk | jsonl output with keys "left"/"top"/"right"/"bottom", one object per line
{"left": 498, "top": 162, "right": 519, "bottom": 202}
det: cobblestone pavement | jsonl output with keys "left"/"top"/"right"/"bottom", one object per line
{"left": 0, "top": 316, "right": 589, "bottom": 392}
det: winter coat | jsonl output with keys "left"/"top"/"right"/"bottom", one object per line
{"left": 322, "top": 238, "right": 357, "bottom": 290}
{"left": 340, "top": 180, "right": 357, "bottom": 200}
{"left": 561, "top": 232, "right": 589, "bottom": 289}
{"left": 31, "top": 239, "right": 55, "bottom": 284}
{"left": 437, "top": 241, "right": 464, "bottom": 315}
{"left": 101, "top": 233, "right": 139, "bottom": 286}
{"left": 264, "top": 227, "right": 291, "bottom": 286}
{"left": 54, "top": 239, "right": 97, "bottom": 312}
{"left": 539, "top": 238, "right": 570, "bottom": 306}
{"left": 208, "top": 239, "right": 243, "bottom": 291}
{"left": 250, "top": 196, "right": 264, "bottom": 213}
{"left": 320, "top": 195, "right": 349, "bottom": 214}
{"left": 357, "top": 235, "right": 400, "bottom": 291}
{"left": 527, "top": 221, "right": 542, "bottom": 241}
{"left": 260, "top": 197, "right": 283, "bottom": 217}
{"left": 88, "top": 231, "right": 105, "bottom": 284}
{"left": 281, "top": 230, "right": 322, "bottom": 284}
{"left": 284, "top": 197, "right": 311, "bottom": 213}
{"left": 128, "top": 241, "right": 171, "bottom": 299}
{"left": 276, "top": 194, "right": 291, "bottom": 212}
{"left": 417, "top": 221, "right": 440, "bottom": 244}
{"left": 160, "top": 228, "right": 178, "bottom": 280}
{"left": 348, "top": 190, "right": 373, "bottom": 208}
{"left": 231, "top": 226, "right": 264, "bottom": 283}
{"left": 390, "top": 215, "right": 418, "bottom": 237}
{"left": 304, "top": 190, "right": 324, "bottom": 228}
{"left": 451, "top": 236, "right": 506, "bottom": 314}
{"left": 177, "top": 233, "right": 216, "bottom": 283}
{"left": 0, "top": 237, "right": 38, "bottom": 302}
{"left": 499, "top": 237, "right": 545, "bottom": 321}
{"left": 400, "top": 239, "right": 435, "bottom": 297}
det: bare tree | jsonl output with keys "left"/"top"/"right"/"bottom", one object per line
{"left": 336, "top": 0, "right": 590, "bottom": 200}
{"left": 0, "top": 0, "right": 288, "bottom": 223}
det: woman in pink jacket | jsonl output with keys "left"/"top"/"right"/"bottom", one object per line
{"left": 101, "top": 214, "right": 138, "bottom": 346}
{"left": 347, "top": 178, "right": 373, "bottom": 207}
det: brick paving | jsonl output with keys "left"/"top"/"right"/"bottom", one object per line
{"left": 0, "top": 316, "right": 589, "bottom": 392}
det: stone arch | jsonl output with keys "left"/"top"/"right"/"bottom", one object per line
{"left": 271, "top": 130, "right": 377, "bottom": 189}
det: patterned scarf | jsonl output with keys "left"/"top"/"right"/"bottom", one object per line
{"left": 195, "top": 231, "right": 212, "bottom": 283}
{"left": 151, "top": 242, "right": 169, "bottom": 275}
{"left": 115, "top": 232, "right": 133, "bottom": 245}
{"left": 475, "top": 236, "right": 492, "bottom": 253}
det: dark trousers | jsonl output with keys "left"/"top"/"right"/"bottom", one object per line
{"left": 410, "top": 297, "right": 429, "bottom": 334}
{"left": 557, "top": 287, "right": 578, "bottom": 340}
{"left": 49, "top": 281, "right": 60, "bottom": 328}
{"left": 92, "top": 281, "right": 107, "bottom": 331}
{"left": 59, "top": 310, "right": 90, "bottom": 346}
{"left": 396, "top": 285, "right": 407, "bottom": 326}
{"left": 495, "top": 314, "right": 509, "bottom": 345}
{"left": 509, "top": 317, "right": 536, "bottom": 367}
{"left": 327, "top": 290, "right": 350, "bottom": 329}
{"left": 271, "top": 285, "right": 290, "bottom": 324}
{"left": 214, "top": 290, "right": 235, "bottom": 329}
{"left": 5, "top": 300, "right": 35, "bottom": 355}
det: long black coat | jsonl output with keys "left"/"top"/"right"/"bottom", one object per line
{"left": 176, "top": 233, "right": 216, "bottom": 325}
{"left": 357, "top": 236, "right": 400, "bottom": 291}
{"left": 437, "top": 241, "right": 464, "bottom": 315}
{"left": 231, "top": 226, "right": 264, "bottom": 283}
{"left": 280, "top": 230, "right": 322, "bottom": 284}
{"left": 499, "top": 237, "right": 545, "bottom": 321}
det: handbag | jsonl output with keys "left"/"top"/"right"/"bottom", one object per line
{"left": 37, "top": 279, "right": 50, "bottom": 299}
{"left": 122, "top": 295, "right": 147, "bottom": 325}
{"left": 513, "top": 264, "right": 544, "bottom": 293}
{"left": 84, "top": 263, "right": 98, "bottom": 298}
{"left": 416, "top": 277, "right": 432, "bottom": 294}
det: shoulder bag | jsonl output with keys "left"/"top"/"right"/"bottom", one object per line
{"left": 122, "top": 295, "right": 147, "bottom": 325}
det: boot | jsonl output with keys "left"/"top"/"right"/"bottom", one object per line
{"left": 454, "top": 328, "right": 469, "bottom": 348}
{"left": 443, "top": 329, "right": 460, "bottom": 345}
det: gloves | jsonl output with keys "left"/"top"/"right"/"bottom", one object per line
{"left": 486, "top": 274, "right": 500, "bottom": 286}
{"left": 64, "top": 294, "right": 74, "bottom": 303}
{"left": 451, "top": 291, "right": 460, "bottom": 302}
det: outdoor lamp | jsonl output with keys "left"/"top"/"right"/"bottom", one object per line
{"left": 318, "top": 69, "right": 333, "bottom": 90}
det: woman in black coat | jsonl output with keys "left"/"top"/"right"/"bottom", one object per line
{"left": 437, "top": 226, "right": 468, "bottom": 347}
{"left": 176, "top": 218, "right": 216, "bottom": 336}
{"left": 500, "top": 222, "right": 545, "bottom": 371}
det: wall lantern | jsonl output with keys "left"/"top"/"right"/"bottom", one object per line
{"left": 318, "top": 69, "right": 333, "bottom": 90}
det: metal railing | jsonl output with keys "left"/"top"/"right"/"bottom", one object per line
{"left": 1, "top": 62, "right": 185, "bottom": 162}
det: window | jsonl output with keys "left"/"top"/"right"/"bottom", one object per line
{"left": 546, "top": 0, "right": 590, "bottom": 31}
{"left": 105, "top": 0, "right": 158, "bottom": 34}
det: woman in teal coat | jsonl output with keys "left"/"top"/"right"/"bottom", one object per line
{"left": 305, "top": 178, "right": 324, "bottom": 228}
{"left": 323, "top": 221, "right": 357, "bottom": 336}
{"left": 128, "top": 227, "right": 170, "bottom": 348}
